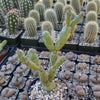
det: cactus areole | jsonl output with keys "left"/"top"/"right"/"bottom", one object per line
{"left": 16, "top": 11, "right": 84, "bottom": 91}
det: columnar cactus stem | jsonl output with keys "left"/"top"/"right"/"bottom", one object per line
{"left": 84, "top": 21, "right": 98, "bottom": 43}
{"left": 20, "top": 0, "right": 32, "bottom": 18}
{"left": 54, "top": 2, "right": 63, "bottom": 22}
{"left": 42, "top": 21, "right": 54, "bottom": 34}
{"left": 86, "top": 1, "right": 97, "bottom": 13}
{"left": 24, "top": 17, "right": 37, "bottom": 37}
{"left": 1, "top": 0, "right": 14, "bottom": 13}
{"left": 44, "top": 9, "right": 58, "bottom": 30}
{"left": 86, "top": 11, "right": 97, "bottom": 22}
{"left": 94, "top": 0, "right": 100, "bottom": 14}
{"left": 42, "top": 0, "right": 53, "bottom": 9}
{"left": 12, "top": 0, "right": 19, "bottom": 9}
{"left": 29, "top": 10, "right": 40, "bottom": 26}
{"left": 6, "top": 9, "right": 19, "bottom": 35}
{"left": 0, "top": 40, "right": 7, "bottom": 52}
{"left": 0, "top": 8, "right": 5, "bottom": 25}
{"left": 70, "top": 0, "right": 81, "bottom": 14}
{"left": 16, "top": 11, "right": 84, "bottom": 92}
{"left": 34, "top": 2, "right": 45, "bottom": 21}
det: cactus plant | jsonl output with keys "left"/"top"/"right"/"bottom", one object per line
{"left": 24, "top": 17, "right": 37, "bottom": 37}
{"left": 94, "top": 0, "right": 100, "bottom": 14}
{"left": 29, "top": 10, "right": 40, "bottom": 26}
{"left": 44, "top": 9, "right": 58, "bottom": 30}
{"left": 63, "top": 10, "right": 77, "bottom": 41}
{"left": 0, "top": 0, "right": 14, "bottom": 13}
{"left": 20, "top": 0, "right": 32, "bottom": 18}
{"left": 63, "top": 4, "right": 74, "bottom": 14}
{"left": 42, "top": 0, "right": 53, "bottom": 9}
{"left": 54, "top": 2, "right": 63, "bottom": 22}
{"left": 42, "top": 21, "right": 54, "bottom": 34}
{"left": 0, "top": 40, "right": 7, "bottom": 52}
{"left": 30, "top": 0, "right": 34, "bottom": 8}
{"left": 84, "top": 21, "right": 98, "bottom": 43}
{"left": 70, "top": 0, "right": 81, "bottom": 14}
{"left": 34, "top": 2, "right": 45, "bottom": 21}
{"left": 86, "top": 11, "right": 97, "bottom": 22}
{"left": 0, "top": 8, "right": 5, "bottom": 25}
{"left": 18, "top": 17, "right": 24, "bottom": 28}
{"left": 16, "top": 11, "right": 84, "bottom": 92}
{"left": 6, "top": 9, "right": 19, "bottom": 35}
{"left": 57, "top": 0, "right": 66, "bottom": 5}
{"left": 12, "top": 0, "right": 19, "bottom": 9}
{"left": 86, "top": 1, "right": 97, "bottom": 13}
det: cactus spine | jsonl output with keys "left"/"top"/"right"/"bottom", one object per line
{"left": 57, "top": 0, "right": 65, "bottom": 5}
{"left": 6, "top": 9, "right": 19, "bottom": 35}
{"left": 42, "top": 0, "right": 53, "bottom": 9}
{"left": 84, "top": 21, "right": 98, "bottom": 43}
{"left": 24, "top": 17, "right": 37, "bottom": 37}
{"left": 70, "top": 0, "right": 81, "bottom": 14}
{"left": 0, "top": 8, "right": 5, "bottom": 25}
{"left": 16, "top": 11, "right": 83, "bottom": 92}
{"left": 42, "top": 21, "right": 54, "bottom": 34}
{"left": 29, "top": 10, "right": 40, "bottom": 26}
{"left": 94, "top": 0, "right": 100, "bottom": 14}
{"left": 54, "top": 2, "right": 63, "bottom": 22}
{"left": 86, "top": 1, "right": 97, "bottom": 13}
{"left": 20, "top": 0, "right": 32, "bottom": 18}
{"left": 1, "top": 0, "right": 14, "bottom": 13}
{"left": 63, "top": 4, "right": 74, "bottom": 14}
{"left": 44, "top": 9, "right": 58, "bottom": 30}
{"left": 34, "top": 2, "right": 45, "bottom": 21}
{"left": 86, "top": 11, "right": 97, "bottom": 22}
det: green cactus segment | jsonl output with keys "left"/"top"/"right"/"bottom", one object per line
{"left": 12, "top": 0, "right": 19, "bottom": 8}
{"left": 24, "top": 17, "right": 37, "bottom": 37}
{"left": 70, "top": 0, "right": 81, "bottom": 14}
{"left": 70, "top": 12, "right": 84, "bottom": 27}
{"left": 86, "top": 1, "right": 97, "bottom": 13}
{"left": 0, "top": 9, "right": 5, "bottom": 25}
{"left": 45, "top": 9, "right": 58, "bottom": 30}
{"left": 27, "top": 48, "right": 40, "bottom": 67}
{"left": 65, "top": 10, "right": 72, "bottom": 26}
{"left": 57, "top": 0, "right": 65, "bottom": 5}
{"left": 84, "top": 21, "right": 98, "bottom": 43}
{"left": 16, "top": 49, "right": 41, "bottom": 71}
{"left": 0, "top": 40, "right": 7, "bottom": 52}
{"left": 48, "top": 56, "right": 65, "bottom": 82}
{"left": 86, "top": 11, "right": 97, "bottom": 22}
{"left": 7, "top": 9, "right": 19, "bottom": 35}
{"left": 1, "top": 0, "right": 14, "bottom": 12}
{"left": 64, "top": 4, "right": 74, "bottom": 14}
{"left": 55, "top": 26, "right": 71, "bottom": 51}
{"left": 34, "top": 2, "right": 45, "bottom": 21}
{"left": 29, "top": 10, "right": 40, "bottom": 26}
{"left": 20, "top": 0, "right": 32, "bottom": 18}
{"left": 42, "top": 31, "right": 54, "bottom": 51}
{"left": 54, "top": 2, "right": 63, "bottom": 22}
{"left": 42, "top": 0, "right": 52, "bottom": 9}
{"left": 30, "top": 0, "right": 34, "bottom": 8}
{"left": 94, "top": 0, "right": 100, "bottom": 14}
{"left": 49, "top": 51, "right": 58, "bottom": 67}
{"left": 42, "top": 21, "right": 54, "bottom": 34}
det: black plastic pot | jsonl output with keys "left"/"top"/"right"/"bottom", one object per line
{"left": 0, "top": 29, "right": 24, "bottom": 46}
{"left": 26, "top": 77, "right": 69, "bottom": 100}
